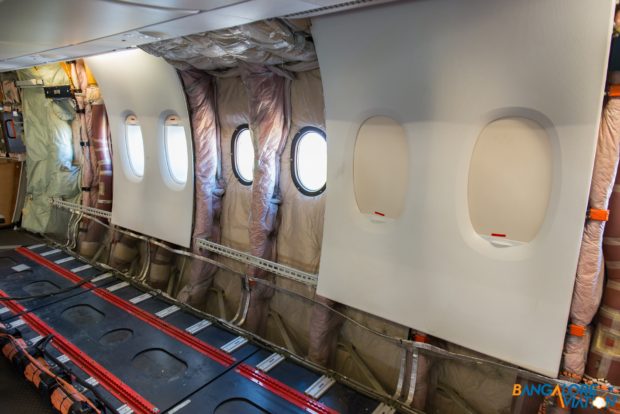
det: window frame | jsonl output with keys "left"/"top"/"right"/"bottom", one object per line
{"left": 163, "top": 114, "right": 189, "bottom": 185}
{"left": 290, "top": 126, "right": 327, "bottom": 197}
{"left": 124, "top": 114, "right": 145, "bottom": 179}
{"left": 231, "top": 124, "right": 254, "bottom": 186}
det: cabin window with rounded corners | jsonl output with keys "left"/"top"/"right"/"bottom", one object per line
{"left": 164, "top": 115, "right": 189, "bottom": 185}
{"left": 291, "top": 127, "right": 327, "bottom": 196}
{"left": 232, "top": 125, "right": 254, "bottom": 186}
{"left": 354, "top": 116, "right": 408, "bottom": 219}
{"left": 125, "top": 115, "right": 145, "bottom": 178}
{"left": 468, "top": 117, "right": 552, "bottom": 244}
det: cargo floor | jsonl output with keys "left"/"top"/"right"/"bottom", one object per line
{"left": 0, "top": 236, "right": 394, "bottom": 414}
{"left": 0, "top": 228, "right": 41, "bottom": 249}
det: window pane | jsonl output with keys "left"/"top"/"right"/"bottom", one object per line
{"left": 126, "top": 123, "right": 144, "bottom": 177}
{"left": 296, "top": 130, "right": 327, "bottom": 194}
{"left": 165, "top": 124, "right": 189, "bottom": 184}
{"left": 354, "top": 117, "right": 408, "bottom": 218}
{"left": 468, "top": 117, "right": 551, "bottom": 243}
{"left": 235, "top": 128, "right": 254, "bottom": 184}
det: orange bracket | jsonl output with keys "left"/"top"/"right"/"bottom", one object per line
{"left": 609, "top": 85, "right": 620, "bottom": 98}
{"left": 568, "top": 324, "right": 587, "bottom": 337}
{"left": 587, "top": 209, "right": 610, "bottom": 222}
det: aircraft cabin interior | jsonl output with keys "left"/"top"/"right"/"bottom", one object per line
{"left": 0, "top": 0, "right": 619, "bottom": 413}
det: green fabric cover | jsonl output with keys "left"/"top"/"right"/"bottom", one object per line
{"left": 17, "top": 64, "right": 79, "bottom": 234}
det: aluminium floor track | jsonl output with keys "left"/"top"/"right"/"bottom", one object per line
{"left": 0, "top": 239, "right": 396, "bottom": 414}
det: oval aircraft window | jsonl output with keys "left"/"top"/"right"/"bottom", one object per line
{"left": 164, "top": 115, "right": 189, "bottom": 185}
{"left": 125, "top": 115, "right": 145, "bottom": 178}
{"left": 468, "top": 117, "right": 552, "bottom": 244}
{"left": 232, "top": 125, "right": 254, "bottom": 185}
{"left": 354, "top": 116, "right": 409, "bottom": 219}
{"left": 291, "top": 127, "right": 327, "bottom": 196}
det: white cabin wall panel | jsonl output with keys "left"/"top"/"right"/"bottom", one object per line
{"left": 312, "top": 0, "right": 613, "bottom": 376}
{"left": 86, "top": 49, "right": 194, "bottom": 247}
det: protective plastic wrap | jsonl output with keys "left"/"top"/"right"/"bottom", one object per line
{"left": 79, "top": 101, "right": 113, "bottom": 257}
{"left": 241, "top": 63, "right": 290, "bottom": 333}
{"left": 586, "top": 99, "right": 620, "bottom": 384}
{"left": 148, "top": 245, "right": 175, "bottom": 290}
{"left": 17, "top": 64, "right": 80, "bottom": 234}
{"left": 67, "top": 60, "right": 92, "bottom": 184}
{"left": 76, "top": 63, "right": 113, "bottom": 258}
{"left": 429, "top": 344, "right": 516, "bottom": 414}
{"left": 587, "top": 305, "right": 620, "bottom": 383}
{"left": 0, "top": 72, "right": 20, "bottom": 107}
{"left": 563, "top": 97, "right": 620, "bottom": 380}
{"left": 571, "top": 98, "right": 620, "bottom": 323}
{"left": 140, "top": 20, "right": 316, "bottom": 72}
{"left": 176, "top": 70, "right": 224, "bottom": 306}
{"left": 203, "top": 76, "right": 249, "bottom": 318}
{"left": 269, "top": 70, "right": 326, "bottom": 359}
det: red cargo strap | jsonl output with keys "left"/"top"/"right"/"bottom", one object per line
{"left": 0, "top": 289, "right": 158, "bottom": 414}
{"left": 236, "top": 364, "right": 339, "bottom": 414}
{"left": 16, "top": 247, "right": 234, "bottom": 367}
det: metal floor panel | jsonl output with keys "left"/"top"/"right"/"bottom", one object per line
{"left": 245, "top": 349, "right": 322, "bottom": 392}
{"left": 243, "top": 350, "right": 381, "bottom": 414}
{"left": 32, "top": 292, "right": 240, "bottom": 412}
{"left": 0, "top": 243, "right": 395, "bottom": 414}
{"left": 166, "top": 368, "right": 320, "bottom": 414}
{"left": 0, "top": 249, "right": 115, "bottom": 319}
{"left": 0, "top": 229, "right": 41, "bottom": 250}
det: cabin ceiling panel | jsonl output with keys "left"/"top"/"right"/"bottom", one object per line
{"left": 0, "top": 42, "right": 55, "bottom": 61}
{"left": 106, "top": 0, "right": 246, "bottom": 11}
{"left": 139, "top": 12, "right": 253, "bottom": 40}
{"left": 215, "top": 0, "right": 332, "bottom": 19}
{"left": 0, "top": 0, "right": 385, "bottom": 71}
{"left": 0, "top": 0, "right": 192, "bottom": 52}
{"left": 313, "top": 0, "right": 614, "bottom": 377}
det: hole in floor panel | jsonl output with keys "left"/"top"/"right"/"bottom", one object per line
{"left": 22, "top": 280, "right": 60, "bottom": 296}
{"left": 99, "top": 329, "right": 133, "bottom": 346}
{"left": 61, "top": 304, "right": 105, "bottom": 327}
{"left": 131, "top": 349, "right": 187, "bottom": 382}
{"left": 215, "top": 399, "right": 270, "bottom": 414}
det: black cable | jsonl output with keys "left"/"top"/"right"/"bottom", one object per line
{"left": 0, "top": 280, "right": 104, "bottom": 323}
{"left": 37, "top": 337, "right": 119, "bottom": 414}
